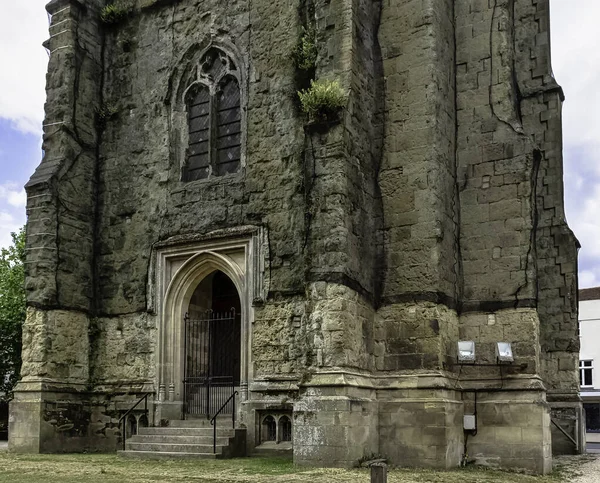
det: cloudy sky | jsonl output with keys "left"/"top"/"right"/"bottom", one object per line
{"left": 1, "top": 1, "right": 599, "bottom": 286}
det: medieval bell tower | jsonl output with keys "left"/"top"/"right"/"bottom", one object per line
{"left": 11, "top": 0, "right": 581, "bottom": 473}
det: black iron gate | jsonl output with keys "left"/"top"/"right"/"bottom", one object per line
{"left": 183, "top": 309, "right": 240, "bottom": 418}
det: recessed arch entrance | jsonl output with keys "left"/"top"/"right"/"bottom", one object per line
{"left": 156, "top": 247, "right": 252, "bottom": 422}
{"left": 184, "top": 270, "right": 241, "bottom": 417}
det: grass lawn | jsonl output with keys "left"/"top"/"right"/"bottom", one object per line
{"left": 0, "top": 453, "right": 586, "bottom": 483}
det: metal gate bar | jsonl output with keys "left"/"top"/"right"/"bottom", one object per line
{"left": 183, "top": 310, "right": 238, "bottom": 418}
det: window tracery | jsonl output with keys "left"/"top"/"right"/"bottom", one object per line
{"left": 183, "top": 48, "right": 242, "bottom": 181}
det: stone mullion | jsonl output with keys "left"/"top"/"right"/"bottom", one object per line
{"left": 209, "top": 85, "right": 218, "bottom": 177}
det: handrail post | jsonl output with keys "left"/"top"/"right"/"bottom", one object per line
{"left": 118, "top": 392, "right": 152, "bottom": 453}
{"left": 209, "top": 390, "right": 238, "bottom": 455}
{"left": 213, "top": 418, "right": 217, "bottom": 453}
{"left": 232, "top": 392, "right": 235, "bottom": 429}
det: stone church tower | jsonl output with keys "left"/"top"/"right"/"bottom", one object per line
{"left": 10, "top": 0, "right": 582, "bottom": 473}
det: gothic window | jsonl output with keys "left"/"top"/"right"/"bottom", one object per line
{"left": 183, "top": 49, "right": 242, "bottom": 181}
{"left": 279, "top": 415, "right": 292, "bottom": 442}
{"left": 261, "top": 415, "right": 277, "bottom": 442}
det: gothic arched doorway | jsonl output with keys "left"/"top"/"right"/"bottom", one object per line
{"left": 183, "top": 270, "right": 241, "bottom": 418}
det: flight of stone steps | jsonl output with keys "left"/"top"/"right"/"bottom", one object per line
{"left": 118, "top": 417, "right": 246, "bottom": 459}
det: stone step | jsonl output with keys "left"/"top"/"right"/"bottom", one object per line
{"left": 119, "top": 426, "right": 246, "bottom": 461}
{"left": 125, "top": 441, "right": 225, "bottom": 453}
{"left": 129, "top": 434, "right": 231, "bottom": 445}
{"left": 118, "top": 450, "right": 218, "bottom": 460}
{"left": 167, "top": 417, "right": 233, "bottom": 428}
{"left": 138, "top": 427, "right": 235, "bottom": 437}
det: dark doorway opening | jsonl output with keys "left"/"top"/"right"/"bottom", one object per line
{"left": 184, "top": 271, "right": 241, "bottom": 418}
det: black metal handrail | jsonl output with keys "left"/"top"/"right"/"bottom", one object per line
{"left": 210, "top": 390, "right": 238, "bottom": 453}
{"left": 118, "top": 392, "right": 153, "bottom": 450}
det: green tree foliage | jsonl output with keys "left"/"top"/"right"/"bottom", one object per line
{"left": 0, "top": 227, "right": 25, "bottom": 400}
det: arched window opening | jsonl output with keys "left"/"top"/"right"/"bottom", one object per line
{"left": 279, "top": 415, "right": 292, "bottom": 442}
{"left": 183, "top": 48, "right": 241, "bottom": 181}
{"left": 126, "top": 414, "right": 137, "bottom": 438}
{"left": 261, "top": 415, "right": 277, "bottom": 443}
{"left": 138, "top": 414, "right": 149, "bottom": 429}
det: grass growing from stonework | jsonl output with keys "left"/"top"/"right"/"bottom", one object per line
{"left": 0, "top": 452, "right": 587, "bottom": 483}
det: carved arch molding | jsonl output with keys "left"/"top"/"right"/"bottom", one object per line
{"left": 151, "top": 227, "right": 267, "bottom": 417}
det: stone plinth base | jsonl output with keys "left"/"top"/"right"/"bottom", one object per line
{"left": 466, "top": 390, "right": 552, "bottom": 474}
{"left": 9, "top": 381, "right": 152, "bottom": 453}
{"left": 154, "top": 401, "right": 183, "bottom": 423}
{"left": 9, "top": 383, "right": 99, "bottom": 453}
{"left": 378, "top": 388, "right": 463, "bottom": 469}
{"left": 293, "top": 384, "right": 378, "bottom": 467}
{"left": 286, "top": 373, "right": 552, "bottom": 474}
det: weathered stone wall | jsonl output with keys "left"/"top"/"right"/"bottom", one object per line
{"left": 378, "top": 387, "right": 463, "bottom": 468}
{"left": 252, "top": 297, "right": 306, "bottom": 377}
{"left": 514, "top": 0, "right": 580, "bottom": 454}
{"left": 13, "top": 0, "right": 580, "bottom": 473}
{"left": 294, "top": 383, "right": 378, "bottom": 466}
{"left": 455, "top": 0, "right": 581, "bottom": 457}
{"left": 464, "top": 390, "right": 552, "bottom": 474}
{"left": 20, "top": 308, "right": 90, "bottom": 384}
{"left": 89, "top": 314, "right": 156, "bottom": 384}
{"left": 456, "top": 0, "right": 536, "bottom": 309}
{"left": 378, "top": 0, "right": 458, "bottom": 303}
{"left": 375, "top": 302, "right": 458, "bottom": 372}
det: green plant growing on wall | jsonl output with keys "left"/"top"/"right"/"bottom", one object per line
{"left": 298, "top": 79, "right": 345, "bottom": 122}
{"left": 292, "top": 28, "right": 318, "bottom": 72}
{"left": 100, "top": 0, "right": 134, "bottom": 25}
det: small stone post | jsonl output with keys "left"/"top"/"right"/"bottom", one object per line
{"left": 370, "top": 462, "right": 387, "bottom": 483}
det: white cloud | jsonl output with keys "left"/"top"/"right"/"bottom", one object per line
{"left": 551, "top": 1, "right": 600, "bottom": 172}
{"left": 579, "top": 270, "right": 598, "bottom": 289}
{"left": 0, "top": 211, "right": 22, "bottom": 251}
{"left": 0, "top": 183, "right": 26, "bottom": 250}
{"left": 550, "top": 1, "right": 600, "bottom": 288}
{"left": 564, "top": 179, "right": 600, "bottom": 288}
{"left": 571, "top": 185, "right": 600, "bottom": 257}
{"left": 0, "top": 183, "right": 26, "bottom": 208}
{"left": 0, "top": 1, "right": 49, "bottom": 135}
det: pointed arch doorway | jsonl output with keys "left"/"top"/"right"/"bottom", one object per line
{"left": 184, "top": 270, "right": 241, "bottom": 418}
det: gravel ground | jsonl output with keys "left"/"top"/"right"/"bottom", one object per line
{"left": 570, "top": 455, "right": 600, "bottom": 483}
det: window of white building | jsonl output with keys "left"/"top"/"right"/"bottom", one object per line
{"left": 580, "top": 360, "right": 594, "bottom": 387}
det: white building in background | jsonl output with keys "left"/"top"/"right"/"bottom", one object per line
{"left": 579, "top": 287, "right": 600, "bottom": 443}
